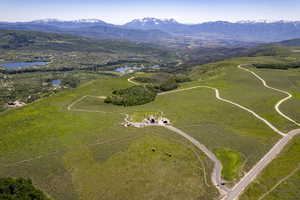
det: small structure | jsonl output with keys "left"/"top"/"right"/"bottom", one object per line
{"left": 6, "top": 100, "right": 26, "bottom": 108}
{"left": 158, "top": 117, "right": 170, "bottom": 125}
{"left": 147, "top": 116, "right": 157, "bottom": 124}
{"left": 123, "top": 114, "right": 171, "bottom": 128}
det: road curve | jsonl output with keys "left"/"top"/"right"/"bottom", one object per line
{"left": 125, "top": 71, "right": 294, "bottom": 197}
{"left": 221, "top": 65, "right": 300, "bottom": 200}
{"left": 164, "top": 125, "right": 229, "bottom": 194}
{"left": 238, "top": 65, "right": 300, "bottom": 127}
{"left": 127, "top": 77, "right": 139, "bottom": 85}
{"left": 158, "top": 86, "right": 285, "bottom": 136}
{"left": 68, "top": 66, "right": 298, "bottom": 199}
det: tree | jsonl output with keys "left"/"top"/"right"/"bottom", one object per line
{"left": 62, "top": 76, "right": 80, "bottom": 88}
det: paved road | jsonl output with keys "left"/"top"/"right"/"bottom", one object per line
{"left": 220, "top": 65, "right": 300, "bottom": 200}
{"left": 154, "top": 65, "right": 300, "bottom": 199}
{"left": 164, "top": 125, "right": 229, "bottom": 194}
{"left": 222, "top": 129, "right": 300, "bottom": 200}
{"left": 68, "top": 66, "right": 299, "bottom": 199}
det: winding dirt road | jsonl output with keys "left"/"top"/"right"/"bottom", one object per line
{"left": 164, "top": 125, "right": 229, "bottom": 194}
{"left": 128, "top": 66, "right": 300, "bottom": 199}
{"left": 221, "top": 65, "right": 300, "bottom": 200}
{"left": 68, "top": 65, "right": 299, "bottom": 199}
{"left": 238, "top": 65, "right": 300, "bottom": 127}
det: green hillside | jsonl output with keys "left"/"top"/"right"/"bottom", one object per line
{"left": 1, "top": 29, "right": 300, "bottom": 200}
{"left": 0, "top": 29, "right": 172, "bottom": 56}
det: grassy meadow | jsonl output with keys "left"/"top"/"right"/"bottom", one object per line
{"left": 240, "top": 135, "right": 300, "bottom": 200}
{"left": 74, "top": 62, "right": 283, "bottom": 184}
{"left": 1, "top": 51, "right": 300, "bottom": 200}
{"left": 0, "top": 76, "right": 218, "bottom": 200}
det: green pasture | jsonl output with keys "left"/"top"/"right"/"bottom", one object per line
{"left": 0, "top": 76, "right": 217, "bottom": 200}
{"left": 241, "top": 135, "right": 300, "bottom": 200}
{"left": 214, "top": 148, "right": 244, "bottom": 181}
{"left": 1, "top": 54, "right": 300, "bottom": 199}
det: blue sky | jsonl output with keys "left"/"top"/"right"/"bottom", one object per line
{"left": 1, "top": 0, "right": 299, "bottom": 24}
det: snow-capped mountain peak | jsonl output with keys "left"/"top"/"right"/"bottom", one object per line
{"left": 237, "top": 19, "right": 299, "bottom": 24}
{"left": 31, "top": 18, "right": 61, "bottom": 23}
{"left": 72, "top": 19, "right": 105, "bottom": 23}
{"left": 30, "top": 18, "right": 107, "bottom": 24}
{"left": 128, "top": 18, "right": 179, "bottom": 26}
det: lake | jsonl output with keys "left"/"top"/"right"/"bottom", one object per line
{"left": 0, "top": 62, "right": 49, "bottom": 69}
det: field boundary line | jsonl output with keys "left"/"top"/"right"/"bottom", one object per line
{"left": 223, "top": 129, "right": 300, "bottom": 200}
{"left": 258, "top": 164, "right": 300, "bottom": 200}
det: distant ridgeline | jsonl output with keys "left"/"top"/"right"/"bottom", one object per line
{"left": 253, "top": 61, "right": 300, "bottom": 70}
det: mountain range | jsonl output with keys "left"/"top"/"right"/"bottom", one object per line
{"left": 1, "top": 18, "right": 300, "bottom": 45}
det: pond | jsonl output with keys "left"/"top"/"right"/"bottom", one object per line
{"left": 150, "top": 65, "right": 160, "bottom": 69}
{"left": 114, "top": 66, "right": 138, "bottom": 73}
{"left": 0, "top": 62, "right": 49, "bottom": 69}
{"left": 51, "top": 80, "right": 61, "bottom": 85}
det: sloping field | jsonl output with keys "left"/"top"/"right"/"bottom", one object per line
{"left": 240, "top": 135, "right": 300, "bottom": 200}
{"left": 0, "top": 77, "right": 218, "bottom": 200}
{"left": 193, "top": 60, "right": 298, "bottom": 132}
{"left": 1, "top": 55, "right": 299, "bottom": 200}
{"left": 74, "top": 70, "right": 281, "bottom": 184}
{"left": 251, "top": 68, "right": 300, "bottom": 123}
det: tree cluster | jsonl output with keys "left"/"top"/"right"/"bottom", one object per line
{"left": 254, "top": 62, "right": 300, "bottom": 70}
{"left": 105, "top": 85, "right": 157, "bottom": 106}
{"left": 0, "top": 177, "right": 50, "bottom": 200}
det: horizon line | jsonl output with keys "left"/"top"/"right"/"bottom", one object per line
{"left": 1, "top": 17, "right": 300, "bottom": 25}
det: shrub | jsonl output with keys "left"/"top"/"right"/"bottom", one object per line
{"left": 0, "top": 177, "right": 50, "bottom": 200}
{"left": 62, "top": 76, "right": 80, "bottom": 88}
{"left": 174, "top": 75, "right": 192, "bottom": 83}
{"left": 253, "top": 62, "right": 300, "bottom": 70}
{"left": 153, "top": 78, "right": 178, "bottom": 92}
{"left": 133, "top": 77, "right": 155, "bottom": 83}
